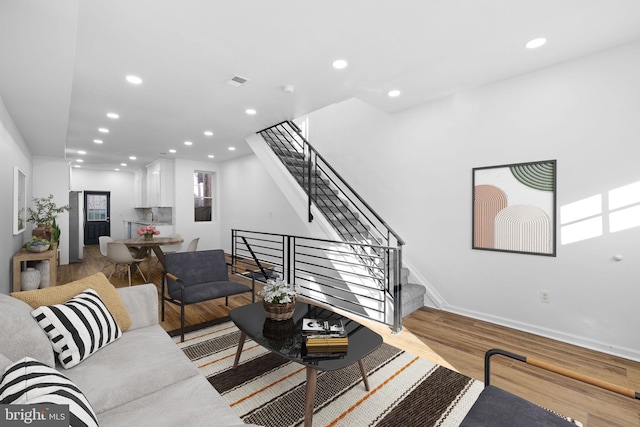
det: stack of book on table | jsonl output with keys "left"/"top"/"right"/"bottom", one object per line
{"left": 302, "top": 318, "right": 348, "bottom": 354}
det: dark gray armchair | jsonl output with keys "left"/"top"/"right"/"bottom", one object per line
{"left": 161, "top": 249, "right": 255, "bottom": 342}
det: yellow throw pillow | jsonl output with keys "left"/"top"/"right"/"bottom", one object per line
{"left": 11, "top": 272, "right": 132, "bottom": 331}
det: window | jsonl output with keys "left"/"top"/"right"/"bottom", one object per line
{"left": 86, "top": 194, "right": 108, "bottom": 221}
{"left": 194, "top": 171, "right": 213, "bottom": 221}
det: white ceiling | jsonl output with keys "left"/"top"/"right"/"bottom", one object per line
{"left": 2, "top": 1, "right": 640, "bottom": 171}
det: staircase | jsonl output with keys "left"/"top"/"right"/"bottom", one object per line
{"left": 254, "top": 121, "right": 425, "bottom": 325}
{"left": 260, "top": 124, "right": 375, "bottom": 244}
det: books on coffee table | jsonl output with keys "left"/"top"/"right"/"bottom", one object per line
{"left": 302, "top": 318, "right": 345, "bottom": 336}
{"left": 302, "top": 318, "right": 348, "bottom": 353}
{"left": 305, "top": 336, "right": 348, "bottom": 353}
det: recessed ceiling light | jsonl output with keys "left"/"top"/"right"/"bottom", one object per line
{"left": 388, "top": 90, "right": 401, "bottom": 98}
{"left": 184, "top": 141, "right": 193, "bottom": 146}
{"left": 228, "top": 147, "right": 236, "bottom": 151}
{"left": 208, "top": 154, "right": 214, "bottom": 159}
{"left": 107, "top": 112, "right": 119, "bottom": 119}
{"left": 73, "top": 165, "right": 80, "bottom": 168}
{"left": 129, "top": 156, "right": 136, "bottom": 160}
{"left": 114, "top": 168, "right": 120, "bottom": 171}
{"left": 525, "top": 37, "right": 547, "bottom": 49}
{"left": 204, "top": 131, "right": 214, "bottom": 136}
{"left": 169, "top": 149, "right": 176, "bottom": 153}
{"left": 126, "top": 75, "right": 143, "bottom": 85}
{"left": 93, "top": 139, "right": 103, "bottom": 144}
{"left": 76, "top": 159, "right": 83, "bottom": 163}
{"left": 245, "top": 108, "right": 257, "bottom": 115}
{"left": 98, "top": 128, "right": 109, "bottom": 133}
{"left": 78, "top": 150, "right": 86, "bottom": 155}
{"left": 120, "top": 163, "right": 127, "bottom": 167}
{"left": 332, "top": 59, "right": 348, "bottom": 69}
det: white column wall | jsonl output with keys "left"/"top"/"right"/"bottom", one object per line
{"left": 32, "top": 157, "right": 71, "bottom": 264}
{"left": 306, "top": 40, "right": 640, "bottom": 360}
{"left": 1, "top": 96, "right": 32, "bottom": 294}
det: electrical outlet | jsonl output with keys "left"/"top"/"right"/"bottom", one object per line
{"left": 540, "top": 290, "right": 551, "bottom": 303}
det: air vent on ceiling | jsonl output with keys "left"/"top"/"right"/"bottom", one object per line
{"left": 226, "top": 75, "right": 250, "bottom": 87}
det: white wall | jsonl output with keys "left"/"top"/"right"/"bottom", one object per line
{"left": 32, "top": 157, "right": 71, "bottom": 264}
{"left": 1, "top": 96, "right": 32, "bottom": 294}
{"left": 173, "top": 159, "right": 221, "bottom": 251}
{"left": 69, "top": 168, "right": 138, "bottom": 241}
{"left": 218, "top": 154, "right": 309, "bottom": 253}
{"left": 306, "top": 40, "right": 640, "bottom": 360}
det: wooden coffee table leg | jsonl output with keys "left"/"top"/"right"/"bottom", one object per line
{"left": 305, "top": 367, "right": 318, "bottom": 427}
{"left": 358, "top": 359, "right": 370, "bottom": 391}
{"left": 232, "top": 331, "right": 246, "bottom": 369}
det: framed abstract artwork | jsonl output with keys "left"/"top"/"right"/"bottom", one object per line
{"left": 472, "top": 160, "right": 556, "bottom": 256}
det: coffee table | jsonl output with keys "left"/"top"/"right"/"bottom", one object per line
{"left": 230, "top": 301, "right": 383, "bottom": 427}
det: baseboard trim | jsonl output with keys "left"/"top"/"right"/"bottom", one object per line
{"left": 444, "top": 304, "right": 640, "bottom": 362}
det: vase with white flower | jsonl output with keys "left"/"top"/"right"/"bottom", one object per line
{"left": 138, "top": 225, "right": 160, "bottom": 241}
{"left": 259, "top": 276, "right": 297, "bottom": 321}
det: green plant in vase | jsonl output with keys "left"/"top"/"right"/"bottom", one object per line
{"left": 26, "top": 194, "right": 70, "bottom": 243}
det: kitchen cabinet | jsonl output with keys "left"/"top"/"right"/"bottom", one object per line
{"left": 145, "top": 160, "right": 174, "bottom": 207}
{"left": 133, "top": 169, "right": 145, "bottom": 207}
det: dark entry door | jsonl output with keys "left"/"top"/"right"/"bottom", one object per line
{"left": 84, "top": 191, "right": 111, "bottom": 245}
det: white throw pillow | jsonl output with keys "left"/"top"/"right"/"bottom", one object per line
{"left": 32, "top": 288, "right": 122, "bottom": 369}
{"left": 0, "top": 357, "right": 98, "bottom": 427}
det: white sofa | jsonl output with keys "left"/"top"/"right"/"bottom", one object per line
{"left": 0, "top": 280, "right": 259, "bottom": 426}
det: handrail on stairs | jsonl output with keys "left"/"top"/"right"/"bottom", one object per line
{"left": 258, "top": 121, "right": 405, "bottom": 248}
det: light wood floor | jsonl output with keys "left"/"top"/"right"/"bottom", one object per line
{"left": 59, "top": 246, "right": 640, "bottom": 426}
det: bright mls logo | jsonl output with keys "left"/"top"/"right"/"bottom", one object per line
{"left": 1, "top": 404, "right": 68, "bottom": 426}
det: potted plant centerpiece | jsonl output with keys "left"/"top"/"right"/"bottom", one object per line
{"left": 259, "top": 276, "right": 297, "bottom": 321}
{"left": 25, "top": 194, "right": 70, "bottom": 243}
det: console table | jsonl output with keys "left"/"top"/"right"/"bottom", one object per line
{"left": 12, "top": 243, "right": 58, "bottom": 292}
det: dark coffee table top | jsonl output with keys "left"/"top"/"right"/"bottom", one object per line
{"left": 230, "top": 301, "right": 383, "bottom": 371}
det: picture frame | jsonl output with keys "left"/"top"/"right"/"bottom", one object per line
{"left": 13, "top": 166, "right": 26, "bottom": 235}
{"left": 472, "top": 160, "right": 556, "bottom": 256}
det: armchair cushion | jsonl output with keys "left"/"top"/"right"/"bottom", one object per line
{"left": 174, "top": 281, "right": 253, "bottom": 304}
{"left": 164, "top": 250, "right": 252, "bottom": 302}
{"left": 164, "top": 250, "right": 230, "bottom": 291}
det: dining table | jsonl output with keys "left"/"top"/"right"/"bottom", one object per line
{"left": 117, "top": 236, "right": 185, "bottom": 277}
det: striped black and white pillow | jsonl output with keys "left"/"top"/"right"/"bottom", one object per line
{"left": 32, "top": 288, "right": 122, "bottom": 369}
{"left": 0, "top": 357, "right": 98, "bottom": 427}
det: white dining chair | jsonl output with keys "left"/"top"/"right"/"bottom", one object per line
{"left": 107, "top": 242, "right": 147, "bottom": 286}
{"left": 98, "top": 236, "right": 114, "bottom": 273}
{"left": 186, "top": 238, "right": 200, "bottom": 252}
{"left": 161, "top": 233, "right": 183, "bottom": 254}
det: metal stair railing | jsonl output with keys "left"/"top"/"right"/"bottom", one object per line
{"left": 256, "top": 122, "right": 405, "bottom": 330}
{"left": 259, "top": 121, "right": 405, "bottom": 250}
{"left": 232, "top": 229, "right": 403, "bottom": 332}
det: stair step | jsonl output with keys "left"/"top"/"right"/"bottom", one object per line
{"left": 401, "top": 283, "right": 426, "bottom": 318}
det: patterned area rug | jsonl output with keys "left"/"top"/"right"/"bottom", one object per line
{"left": 173, "top": 321, "right": 483, "bottom": 427}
